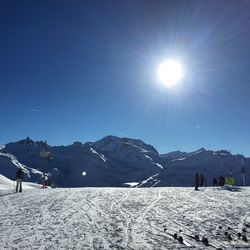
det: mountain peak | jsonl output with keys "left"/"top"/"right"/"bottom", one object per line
{"left": 196, "top": 147, "right": 206, "bottom": 152}
{"left": 94, "top": 135, "right": 158, "bottom": 154}
{"left": 17, "top": 137, "right": 35, "bottom": 145}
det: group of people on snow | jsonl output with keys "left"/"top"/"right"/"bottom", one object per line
{"left": 15, "top": 167, "right": 51, "bottom": 192}
{"left": 195, "top": 172, "right": 236, "bottom": 190}
{"left": 15, "top": 167, "right": 236, "bottom": 193}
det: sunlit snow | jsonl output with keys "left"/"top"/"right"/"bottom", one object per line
{"left": 0, "top": 186, "right": 249, "bottom": 249}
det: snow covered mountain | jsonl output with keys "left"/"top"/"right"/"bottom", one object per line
{"left": 158, "top": 148, "right": 248, "bottom": 187}
{"left": 0, "top": 136, "right": 249, "bottom": 187}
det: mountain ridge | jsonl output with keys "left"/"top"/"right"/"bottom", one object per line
{"left": 0, "top": 136, "right": 249, "bottom": 187}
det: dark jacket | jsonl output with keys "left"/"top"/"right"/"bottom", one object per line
{"left": 16, "top": 169, "right": 24, "bottom": 180}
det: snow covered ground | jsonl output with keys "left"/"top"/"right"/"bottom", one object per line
{"left": 0, "top": 187, "right": 250, "bottom": 249}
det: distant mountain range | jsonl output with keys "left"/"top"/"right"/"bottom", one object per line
{"left": 0, "top": 136, "right": 249, "bottom": 187}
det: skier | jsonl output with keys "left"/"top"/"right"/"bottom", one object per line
{"left": 42, "top": 173, "right": 49, "bottom": 188}
{"left": 218, "top": 175, "right": 225, "bottom": 186}
{"left": 16, "top": 168, "right": 24, "bottom": 192}
{"left": 194, "top": 172, "right": 200, "bottom": 190}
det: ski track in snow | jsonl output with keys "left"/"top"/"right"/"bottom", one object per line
{"left": 0, "top": 187, "right": 250, "bottom": 250}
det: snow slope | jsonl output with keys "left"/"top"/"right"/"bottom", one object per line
{"left": 0, "top": 187, "right": 249, "bottom": 249}
{"left": 0, "top": 174, "right": 41, "bottom": 190}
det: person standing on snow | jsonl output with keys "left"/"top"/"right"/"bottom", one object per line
{"left": 195, "top": 172, "right": 200, "bottom": 190}
{"left": 218, "top": 175, "right": 225, "bottom": 186}
{"left": 42, "top": 173, "right": 49, "bottom": 188}
{"left": 16, "top": 168, "right": 24, "bottom": 192}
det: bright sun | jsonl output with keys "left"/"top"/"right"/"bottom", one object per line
{"left": 157, "top": 59, "right": 183, "bottom": 87}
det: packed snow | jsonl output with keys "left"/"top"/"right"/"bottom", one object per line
{"left": 0, "top": 186, "right": 249, "bottom": 249}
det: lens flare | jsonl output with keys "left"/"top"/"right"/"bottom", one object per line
{"left": 157, "top": 59, "right": 183, "bottom": 87}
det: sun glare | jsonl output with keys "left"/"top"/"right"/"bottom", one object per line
{"left": 157, "top": 59, "right": 183, "bottom": 87}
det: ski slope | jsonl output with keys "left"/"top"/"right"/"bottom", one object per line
{"left": 0, "top": 187, "right": 250, "bottom": 249}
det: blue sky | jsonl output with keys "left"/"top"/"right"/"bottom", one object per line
{"left": 1, "top": 0, "right": 250, "bottom": 155}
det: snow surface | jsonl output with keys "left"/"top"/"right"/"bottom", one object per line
{"left": 123, "top": 182, "right": 139, "bottom": 187}
{"left": 1, "top": 187, "right": 249, "bottom": 249}
{"left": 90, "top": 147, "right": 107, "bottom": 162}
